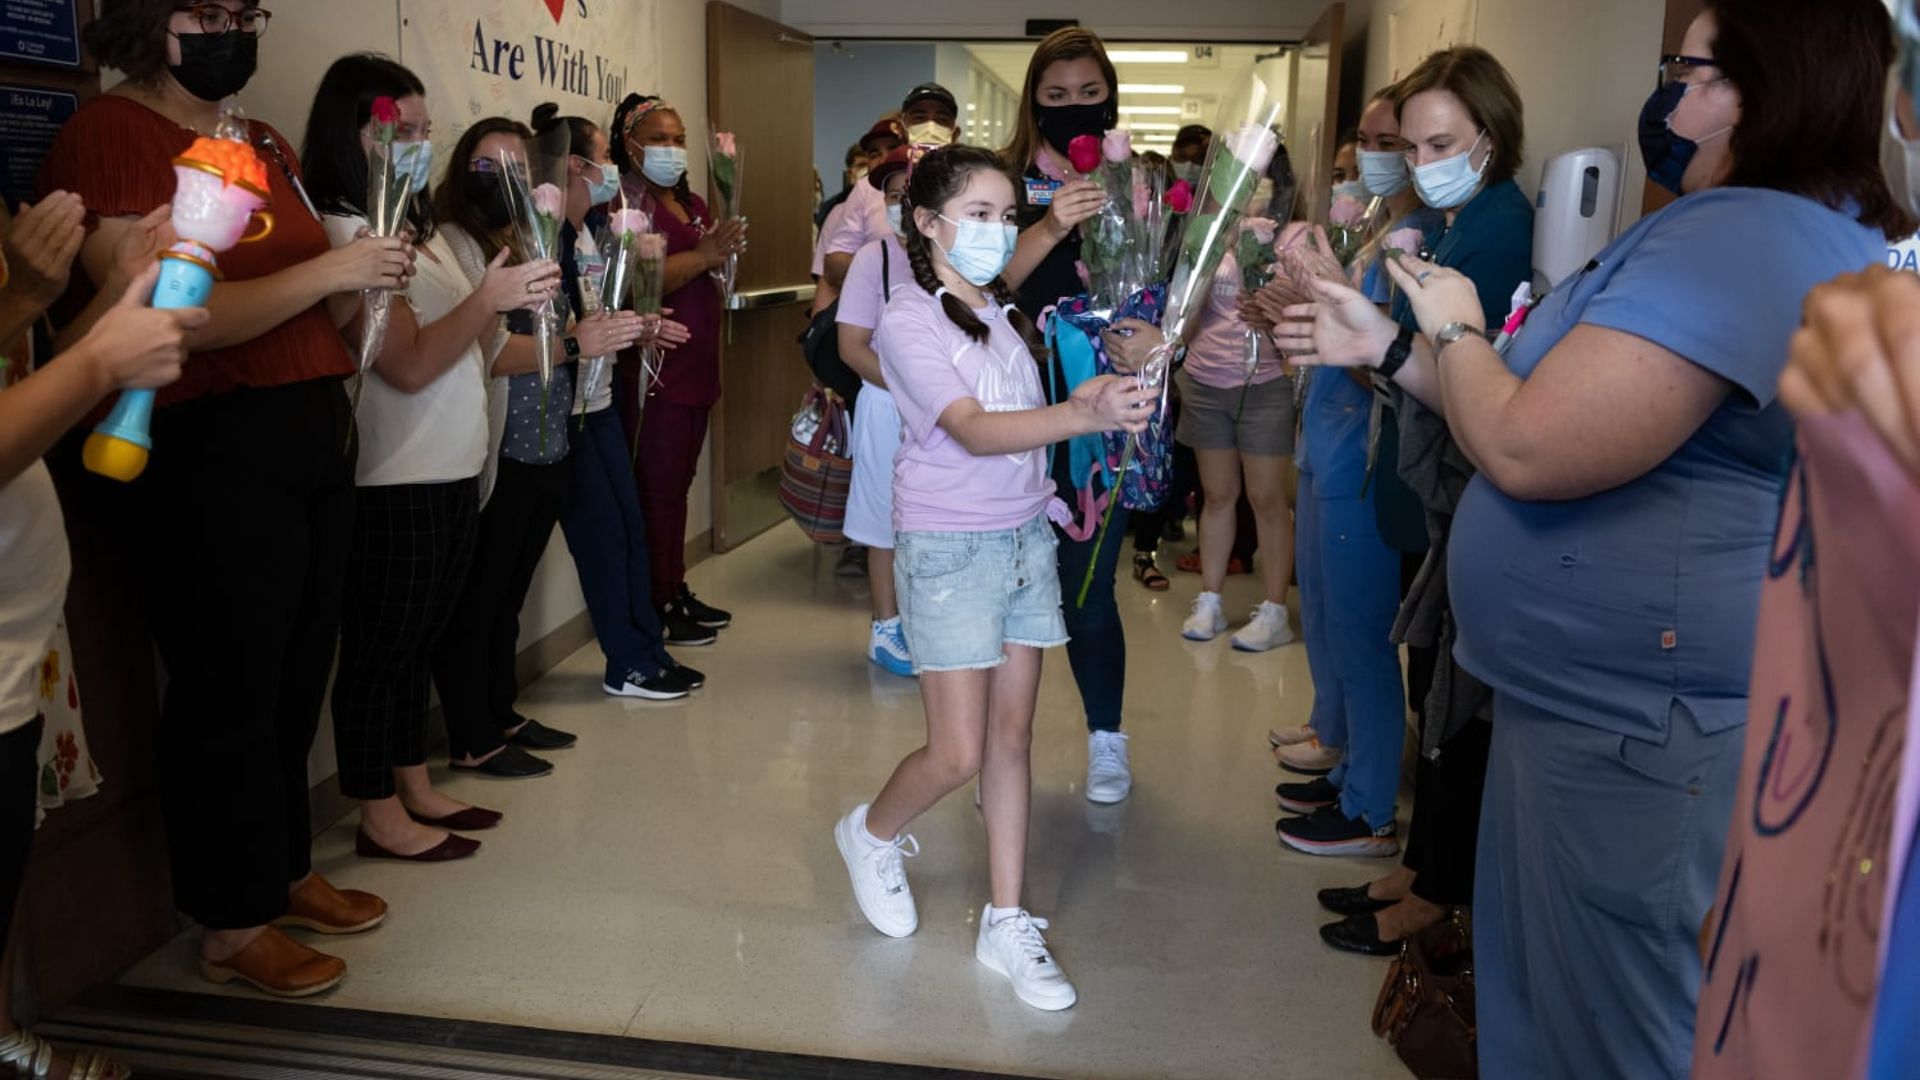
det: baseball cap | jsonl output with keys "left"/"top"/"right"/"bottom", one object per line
{"left": 902, "top": 83, "right": 958, "bottom": 115}
{"left": 867, "top": 144, "right": 935, "bottom": 191}
{"left": 859, "top": 118, "right": 905, "bottom": 152}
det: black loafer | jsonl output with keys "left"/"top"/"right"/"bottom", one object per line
{"left": 1320, "top": 913, "right": 1403, "bottom": 957}
{"left": 508, "top": 717, "right": 576, "bottom": 751}
{"left": 449, "top": 744, "right": 553, "bottom": 779}
{"left": 1317, "top": 884, "right": 1396, "bottom": 917}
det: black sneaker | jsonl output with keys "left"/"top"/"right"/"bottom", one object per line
{"left": 660, "top": 603, "right": 718, "bottom": 646}
{"left": 603, "top": 668, "right": 689, "bottom": 701}
{"left": 1276, "top": 777, "right": 1341, "bottom": 815}
{"left": 664, "top": 659, "right": 706, "bottom": 690}
{"left": 1276, "top": 805, "right": 1400, "bottom": 858}
{"left": 836, "top": 544, "right": 868, "bottom": 578}
{"left": 676, "top": 585, "right": 731, "bottom": 629}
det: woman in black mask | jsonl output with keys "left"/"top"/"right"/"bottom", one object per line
{"left": 996, "top": 28, "right": 1141, "bottom": 805}
{"left": 39, "top": 0, "right": 413, "bottom": 998}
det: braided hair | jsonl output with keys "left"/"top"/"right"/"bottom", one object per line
{"left": 609, "top": 92, "right": 693, "bottom": 206}
{"left": 899, "top": 145, "right": 1047, "bottom": 358}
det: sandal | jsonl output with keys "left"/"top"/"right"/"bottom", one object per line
{"left": 0, "top": 1028, "right": 133, "bottom": 1079}
{"left": 1132, "top": 553, "right": 1170, "bottom": 591}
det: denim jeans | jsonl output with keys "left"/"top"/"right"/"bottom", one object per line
{"left": 1055, "top": 506, "right": 1130, "bottom": 733}
{"left": 560, "top": 407, "right": 671, "bottom": 684}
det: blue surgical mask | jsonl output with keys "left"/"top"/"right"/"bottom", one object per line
{"left": 641, "top": 146, "right": 688, "bottom": 188}
{"left": 395, "top": 140, "right": 433, "bottom": 195}
{"left": 586, "top": 161, "right": 621, "bottom": 206}
{"left": 1412, "top": 130, "right": 1487, "bottom": 210}
{"left": 1637, "top": 80, "right": 1730, "bottom": 195}
{"left": 885, "top": 202, "right": 904, "bottom": 236}
{"left": 1357, "top": 148, "right": 1408, "bottom": 198}
{"left": 936, "top": 213, "right": 1017, "bottom": 286}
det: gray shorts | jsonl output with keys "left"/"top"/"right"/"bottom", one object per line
{"left": 1175, "top": 368, "right": 1297, "bottom": 457}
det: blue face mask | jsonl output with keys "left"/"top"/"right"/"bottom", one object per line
{"left": 585, "top": 161, "right": 621, "bottom": 206}
{"left": 1411, "top": 130, "right": 1487, "bottom": 210}
{"left": 1357, "top": 149, "right": 1408, "bottom": 198}
{"left": 936, "top": 213, "right": 1017, "bottom": 286}
{"left": 641, "top": 146, "right": 688, "bottom": 188}
{"left": 885, "top": 202, "right": 904, "bottom": 236}
{"left": 1637, "top": 80, "right": 1730, "bottom": 195}
{"left": 394, "top": 140, "right": 433, "bottom": 195}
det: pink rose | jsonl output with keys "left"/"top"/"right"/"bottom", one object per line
{"left": 1384, "top": 227, "right": 1425, "bottom": 259}
{"left": 637, "top": 233, "right": 668, "bottom": 259}
{"left": 715, "top": 131, "right": 737, "bottom": 158}
{"left": 1102, "top": 129, "right": 1132, "bottom": 164}
{"left": 610, "top": 208, "right": 648, "bottom": 237}
{"left": 1329, "top": 194, "right": 1366, "bottom": 227}
{"left": 1067, "top": 134, "right": 1102, "bottom": 175}
{"left": 532, "top": 182, "right": 565, "bottom": 218}
{"left": 1165, "top": 179, "right": 1194, "bottom": 214}
{"left": 1223, "top": 123, "right": 1280, "bottom": 174}
{"left": 1242, "top": 216, "right": 1278, "bottom": 246}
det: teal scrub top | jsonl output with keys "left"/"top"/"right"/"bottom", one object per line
{"left": 1448, "top": 187, "right": 1884, "bottom": 739}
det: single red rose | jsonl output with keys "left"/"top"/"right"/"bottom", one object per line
{"left": 370, "top": 96, "right": 400, "bottom": 126}
{"left": 1066, "top": 134, "right": 1102, "bottom": 175}
{"left": 1165, "top": 179, "right": 1194, "bottom": 214}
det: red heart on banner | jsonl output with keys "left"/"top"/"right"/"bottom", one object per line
{"left": 541, "top": 0, "right": 565, "bottom": 23}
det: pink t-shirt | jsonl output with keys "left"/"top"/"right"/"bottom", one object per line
{"left": 1691, "top": 411, "right": 1920, "bottom": 1080}
{"left": 827, "top": 180, "right": 886, "bottom": 257}
{"left": 835, "top": 235, "right": 914, "bottom": 331}
{"left": 877, "top": 285, "right": 1054, "bottom": 533}
{"left": 1182, "top": 250, "right": 1285, "bottom": 389}
{"left": 812, "top": 201, "right": 852, "bottom": 277}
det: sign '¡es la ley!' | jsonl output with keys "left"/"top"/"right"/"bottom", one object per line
{"left": 468, "top": 1, "right": 628, "bottom": 106}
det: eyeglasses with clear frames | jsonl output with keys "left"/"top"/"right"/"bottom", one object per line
{"left": 173, "top": 4, "right": 273, "bottom": 37}
{"left": 1658, "top": 54, "right": 1721, "bottom": 91}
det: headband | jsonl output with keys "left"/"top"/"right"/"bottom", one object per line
{"left": 619, "top": 98, "right": 674, "bottom": 143}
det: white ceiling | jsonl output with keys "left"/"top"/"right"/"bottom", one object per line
{"left": 963, "top": 42, "right": 1287, "bottom": 149}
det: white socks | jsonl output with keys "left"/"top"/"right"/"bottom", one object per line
{"left": 987, "top": 904, "right": 1021, "bottom": 925}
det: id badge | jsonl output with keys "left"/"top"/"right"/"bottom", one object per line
{"left": 1025, "top": 177, "right": 1063, "bottom": 207}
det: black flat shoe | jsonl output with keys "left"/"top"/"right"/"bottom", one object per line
{"left": 1319, "top": 913, "right": 1403, "bottom": 957}
{"left": 508, "top": 717, "right": 576, "bottom": 750}
{"left": 1317, "top": 884, "right": 1396, "bottom": 917}
{"left": 449, "top": 744, "right": 552, "bottom": 779}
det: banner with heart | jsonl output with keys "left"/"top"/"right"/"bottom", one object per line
{"left": 401, "top": 0, "right": 657, "bottom": 146}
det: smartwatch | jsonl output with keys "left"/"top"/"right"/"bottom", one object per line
{"left": 563, "top": 335, "right": 582, "bottom": 360}
{"left": 1378, "top": 324, "right": 1415, "bottom": 379}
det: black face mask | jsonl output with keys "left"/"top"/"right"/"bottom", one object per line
{"left": 1034, "top": 101, "right": 1115, "bottom": 155}
{"left": 463, "top": 171, "right": 513, "bottom": 230}
{"left": 169, "top": 31, "right": 259, "bottom": 103}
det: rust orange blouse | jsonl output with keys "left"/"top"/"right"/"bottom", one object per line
{"left": 39, "top": 95, "right": 352, "bottom": 408}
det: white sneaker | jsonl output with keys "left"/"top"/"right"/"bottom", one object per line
{"left": 833, "top": 804, "right": 920, "bottom": 938}
{"left": 975, "top": 907, "right": 1077, "bottom": 1011}
{"left": 1181, "top": 591, "right": 1228, "bottom": 641}
{"left": 868, "top": 617, "right": 915, "bottom": 678}
{"left": 1277, "top": 737, "right": 1344, "bottom": 775}
{"left": 1231, "top": 600, "right": 1295, "bottom": 652}
{"left": 1086, "top": 731, "right": 1132, "bottom": 804}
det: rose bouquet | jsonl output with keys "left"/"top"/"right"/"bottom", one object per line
{"left": 629, "top": 229, "right": 668, "bottom": 464}
{"left": 1233, "top": 215, "right": 1280, "bottom": 416}
{"left": 708, "top": 130, "right": 743, "bottom": 309}
{"left": 347, "top": 95, "right": 422, "bottom": 431}
{"left": 1070, "top": 129, "right": 1169, "bottom": 320}
{"left": 571, "top": 228, "right": 609, "bottom": 427}
{"left": 495, "top": 128, "right": 571, "bottom": 390}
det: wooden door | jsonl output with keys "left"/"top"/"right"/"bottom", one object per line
{"left": 1294, "top": 2, "right": 1345, "bottom": 225}
{"left": 706, "top": 1, "right": 817, "bottom": 552}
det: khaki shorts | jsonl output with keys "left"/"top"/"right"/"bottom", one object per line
{"left": 1175, "top": 368, "right": 1297, "bottom": 457}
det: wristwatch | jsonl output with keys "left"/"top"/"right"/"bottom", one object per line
{"left": 563, "top": 335, "right": 582, "bottom": 360}
{"left": 1377, "top": 324, "right": 1415, "bottom": 379}
{"left": 1434, "top": 321, "right": 1485, "bottom": 357}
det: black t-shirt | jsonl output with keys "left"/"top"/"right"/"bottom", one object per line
{"left": 1012, "top": 164, "right": 1085, "bottom": 326}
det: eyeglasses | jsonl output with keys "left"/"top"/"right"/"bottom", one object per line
{"left": 173, "top": 4, "right": 272, "bottom": 37}
{"left": 1658, "top": 54, "right": 1720, "bottom": 90}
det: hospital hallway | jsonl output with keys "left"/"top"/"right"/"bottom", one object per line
{"left": 43, "top": 523, "right": 1407, "bottom": 1080}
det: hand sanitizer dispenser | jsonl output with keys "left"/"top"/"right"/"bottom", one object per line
{"left": 1534, "top": 147, "right": 1622, "bottom": 292}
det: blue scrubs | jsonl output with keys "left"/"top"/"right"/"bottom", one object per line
{"left": 1448, "top": 187, "right": 1884, "bottom": 1080}
{"left": 1295, "top": 367, "right": 1403, "bottom": 829}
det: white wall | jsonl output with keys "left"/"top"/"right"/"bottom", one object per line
{"left": 783, "top": 0, "right": 1329, "bottom": 41}
{"left": 1361, "top": 0, "right": 1662, "bottom": 223}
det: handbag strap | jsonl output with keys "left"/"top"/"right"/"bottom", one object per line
{"left": 881, "top": 239, "right": 892, "bottom": 302}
